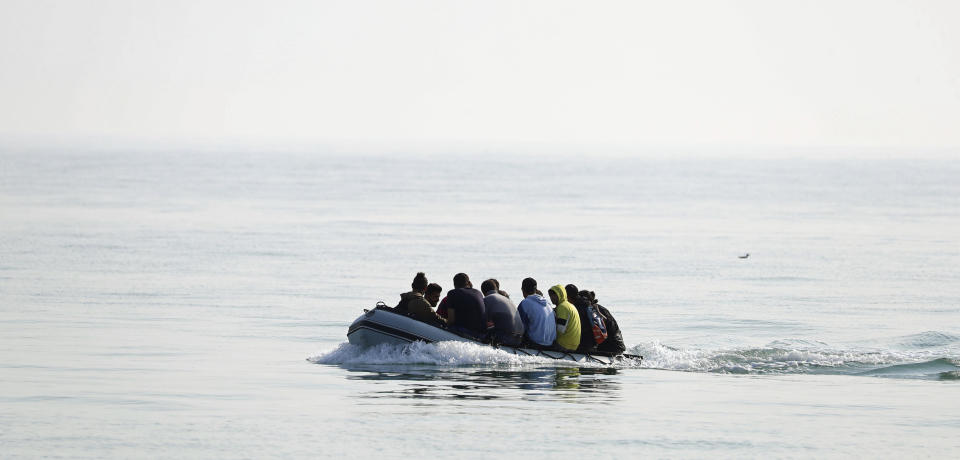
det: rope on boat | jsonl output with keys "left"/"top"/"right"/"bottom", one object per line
{"left": 586, "top": 354, "right": 610, "bottom": 364}
{"left": 540, "top": 351, "right": 562, "bottom": 360}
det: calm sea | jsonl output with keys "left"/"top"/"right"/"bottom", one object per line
{"left": 1, "top": 149, "right": 958, "bottom": 458}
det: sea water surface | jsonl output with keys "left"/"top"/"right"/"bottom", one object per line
{"left": 0, "top": 149, "right": 958, "bottom": 458}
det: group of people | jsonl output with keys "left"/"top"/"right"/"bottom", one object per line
{"left": 394, "top": 272, "right": 626, "bottom": 355}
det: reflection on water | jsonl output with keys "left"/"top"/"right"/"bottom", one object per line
{"left": 341, "top": 365, "right": 622, "bottom": 403}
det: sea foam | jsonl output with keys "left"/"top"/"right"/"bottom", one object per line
{"left": 311, "top": 341, "right": 567, "bottom": 367}
{"left": 630, "top": 340, "right": 960, "bottom": 378}
{"left": 310, "top": 341, "right": 644, "bottom": 368}
{"left": 310, "top": 338, "right": 957, "bottom": 378}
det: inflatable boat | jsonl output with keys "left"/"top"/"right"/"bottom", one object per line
{"left": 347, "top": 306, "right": 641, "bottom": 365}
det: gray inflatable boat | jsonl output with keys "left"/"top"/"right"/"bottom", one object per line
{"left": 347, "top": 307, "right": 641, "bottom": 366}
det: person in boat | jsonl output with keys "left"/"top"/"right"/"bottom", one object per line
{"left": 480, "top": 279, "right": 524, "bottom": 346}
{"left": 548, "top": 284, "right": 581, "bottom": 352}
{"left": 396, "top": 272, "right": 444, "bottom": 326}
{"left": 425, "top": 283, "right": 443, "bottom": 309}
{"left": 517, "top": 277, "right": 556, "bottom": 348}
{"left": 444, "top": 273, "right": 488, "bottom": 339}
{"left": 489, "top": 278, "right": 510, "bottom": 298}
{"left": 436, "top": 292, "right": 449, "bottom": 319}
{"left": 582, "top": 290, "right": 626, "bottom": 354}
{"left": 565, "top": 284, "right": 597, "bottom": 353}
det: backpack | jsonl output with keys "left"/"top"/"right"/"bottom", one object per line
{"left": 586, "top": 305, "right": 608, "bottom": 344}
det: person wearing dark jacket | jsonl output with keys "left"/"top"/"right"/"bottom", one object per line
{"left": 425, "top": 283, "right": 443, "bottom": 309}
{"left": 481, "top": 279, "right": 524, "bottom": 346}
{"left": 583, "top": 290, "right": 626, "bottom": 354}
{"left": 444, "top": 273, "right": 487, "bottom": 339}
{"left": 565, "top": 284, "right": 597, "bottom": 353}
{"left": 396, "top": 272, "right": 444, "bottom": 326}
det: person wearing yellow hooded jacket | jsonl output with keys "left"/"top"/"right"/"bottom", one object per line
{"left": 548, "top": 284, "right": 581, "bottom": 351}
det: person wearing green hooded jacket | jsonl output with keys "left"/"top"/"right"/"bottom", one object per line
{"left": 548, "top": 284, "right": 581, "bottom": 352}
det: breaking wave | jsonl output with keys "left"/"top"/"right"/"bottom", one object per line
{"left": 631, "top": 336, "right": 960, "bottom": 379}
{"left": 310, "top": 331, "right": 958, "bottom": 380}
{"left": 309, "top": 341, "right": 642, "bottom": 368}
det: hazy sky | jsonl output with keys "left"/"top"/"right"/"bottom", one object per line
{"left": 1, "top": 0, "right": 959, "bottom": 153}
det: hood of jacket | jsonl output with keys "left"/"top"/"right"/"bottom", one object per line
{"left": 523, "top": 293, "right": 548, "bottom": 306}
{"left": 401, "top": 291, "right": 424, "bottom": 302}
{"left": 549, "top": 284, "right": 568, "bottom": 304}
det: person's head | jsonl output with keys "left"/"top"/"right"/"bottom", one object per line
{"left": 584, "top": 290, "right": 597, "bottom": 304}
{"left": 412, "top": 272, "right": 428, "bottom": 293}
{"left": 453, "top": 273, "right": 471, "bottom": 289}
{"left": 521, "top": 277, "right": 537, "bottom": 297}
{"left": 548, "top": 284, "right": 567, "bottom": 305}
{"left": 565, "top": 284, "right": 579, "bottom": 301}
{"left": 425, "top": 283, "right": 442, "bottom": 307}
{"left": 480, "top": 279, "right": 498, "bottom": 295}
{"left": 489, "top": 278, "right": 509, "bottom": 298}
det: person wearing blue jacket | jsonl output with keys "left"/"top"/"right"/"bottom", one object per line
{"left": 516, "top": 277, "right": 556, "bottom": 347}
